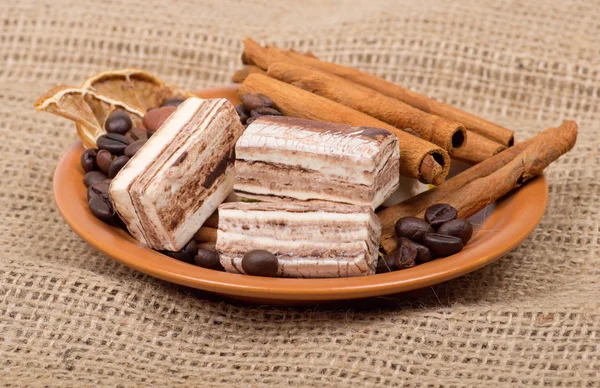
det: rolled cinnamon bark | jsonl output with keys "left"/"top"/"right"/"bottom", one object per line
{"left": 287, "top": 48, "right": 319, "bottom": 59}
{"left": 242, "top": 38, "right": 515, "bottom": 147}
{"left": 239, "top": 73, "right": 451, "bottom": 185}
{"left": 377, "top": 121, "right": 577, "bottom": 253}
{"left": 452, "top": 131, "right": 506, "bottom": 164}
{"left": 267, "top": 62, "right": 467, "bottom": 154}
{"left": 232, "top": 65, "right": 266, "bottom": 83}
{"left": 193, "top": 226, "right": 218, "bottom": 243}
{"left": 416, "top": 120, "right": 577, "bottom": 220}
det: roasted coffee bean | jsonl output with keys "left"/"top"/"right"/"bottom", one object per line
{"left": 84, "top": 171, "right": 108, "bottom": 187}
{"left": 198, "top": 242, "right": 216, "bottom": 251}
{"left": 236, "top": 104, "right": 250, "bottom": 125}
{"left": 424, "top": 203, "right": 458, "bottom": 228}
{"left": 105, "top": 110, "right": 132, "bottom": 134}
{"left": 96, "top": 149, "right": 114, "bottom": 174}
{"left": 80, "top": 149, "right": 98, "bottom": 172}
{"left": 438, "top": 219, "right": 473, "bottom": 244}
{"left": 241, "top": 93, "right": 274, "bottom": 111}
{"left": 124, "top": 139, "right": 147, "bottom": 157}
{"left": 130, "top": 127, "right": 148, "bottom": 141}
{"left": 411, "top": 240, "right": 433, "bottom": 264}
{"left": 422, "top": 233, "right": 463, "bottom": 258}
{"left": 377, "top": 253, "right": 397, "bottom": 273}
{"left": 88, "top": 195, "right": 117, "bottom": 224}
{"left": 242, "top": 249, "right": 279, "bottom": 277}
{"left": 394, "top": 238, "right": 417, "bottom": 269}
{"left": 163, "top": 240, "right": 197, "bottom": 264}
{"left": 97, "top": 133, "right": 130, "bottom": 155}
{"left": 143, "top": 106, "right": 176, "bottom": 134}
{"left": 245, "top": 116, "right": 257, "bottom": 126}
{"left": 250, "top": 107, "right": 283, "bottom": 117}
{"left": 394, "top": 216, "right": 434, "bottom": 242}
{"left": 125, "top": 127, "right": 148, "bottom": 143}
{"left": 108, "top": 155, "right": 129, "bottom": 178}
{"left": 375, "top": 258, "right": 389, "bottom": 273}
{"left": 87, "top": 180, "right": 111, "bottom": 202}
{"left": 161, "top": 98, "right": 185, "bottom": 107}
{"left": 194, "top": 248, "right": 224, "bottom": 271}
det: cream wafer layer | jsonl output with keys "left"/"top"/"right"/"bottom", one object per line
{"left": 234, "top": 116, "right": 400, "bottom": 209}
{"left": 216, "top": 202, "right": 381, "bottom": 278}
{"left": 110, "top": 97, "right": 244, "bottom": 251}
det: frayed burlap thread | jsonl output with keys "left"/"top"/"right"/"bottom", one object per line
{"left": 1, "top": 0, "right": 599, "bottom": 386}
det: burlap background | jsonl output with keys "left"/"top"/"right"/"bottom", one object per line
{"left": 1, "top": 0, "right": 598, "bottom": 386}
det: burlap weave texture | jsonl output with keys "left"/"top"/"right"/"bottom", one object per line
{"left": 1, "top": 0, "right": 599, "bottom": 386}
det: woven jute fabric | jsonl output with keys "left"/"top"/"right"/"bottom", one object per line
{"left": 1, "top": 0, "right": 599, "bottom": 386}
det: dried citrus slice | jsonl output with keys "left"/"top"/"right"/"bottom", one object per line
{"left": 81, "top": 68, "right": 192, "bottom": 113}
{"left": 35, "top": 69, "right": 194, "bottom": 148}
{"left": 34, "top": 85, "right": 144, "bottom": 149}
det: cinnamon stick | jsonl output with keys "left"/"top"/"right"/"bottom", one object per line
{"left": 242, "top": 38, "right": 515, "bottom": 147}
{"left": 231, "top": 65, "right": 266, "bottom": 83}
{"left": 193, "top": 226, "right": 218, "bottom": 243}
{"left": 287, "top": 48, "right": 319, "bottom": 59}
{"left": 267, "top": 62, "right": 467, "bottom": 154}
{"left": 377, "top": 122, "right": 576, "bottom": 253}
{"left": 452, "top": 131, "right": 506, "bottom": 164}
{"left": 416, "top": 120, "right": 577, "bottom": 221}
{"left": 239, "top": 73, "right": 451, "bottom": 185}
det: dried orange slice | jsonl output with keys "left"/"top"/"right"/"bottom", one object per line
{"left": 81, "top": 68, "right": 192, "bottom": 113}
{"left": 35, "top": 85, "right": 144, "bottom": 149}
{"left": 35, "top": 68, "right": 193, "bottom": 148}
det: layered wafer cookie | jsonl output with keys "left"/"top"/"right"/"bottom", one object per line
{"left": 234, "top": 116, "right": 400, "bottom": 209}
{"left": 216, "top": 202, "right": 382, "bottom": 278}
{"left": 109, "top": 97, "right": 244, "bottom": 251}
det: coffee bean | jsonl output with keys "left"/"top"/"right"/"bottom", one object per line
{"left": 424, "top": 203, "right": 458, "bottom": 228}
{"left": 241, "top": 93, "right": 274, "bottom": 111}
{"left": 96, "top": 149, "right": 113, "bottom": 174}
{"left": 97, "top": 133, "right": 130, "bottom": 155}
{"left": 163, "top": 240, "right": 197, "bottom": 264}
{"left": 422, "top": 233, "right": 463, "bottom": 258}
{"left": 80, "top": 149, "right": 98, "bottom": 172}
{"left": 143, "top": 106, "right": 176, "bottom": 134}
{"left": 198, "top": 242, "right": 216, "bottom": 251}
{"left": 236, "top": 104, "right": 250, "bottom": 125}
{"left": 108, "top": 155, "right": 129, "bottom": 178}
{"left": 250, "top": 107, "right": 283, "bottom": 117}
{"left": 411, "top": 240, "right": 433, "bottom": 264}
{"left": 245, "top": 116, "right": 257, "bottom": 126}
{"left": 437, "top": 219, "right": 473, "bottom": 244}
{"left": 376, "top": 253, "right": 397, "bottom": 273}
{"left": 88, "top": 195, "right": 117, "bottom": 224}
{"left": 394, "top": 216, "right": 434, "bottom": 242}
{"left": 395, "top": 238, "right": 417, "bottom": 269}
{"left": 124, "top": 133, "right": 135, "bottom": 144}
{"left": 105, "top": 110, "right": 132, "bottom": 134}
{"left": 124, "top": 139, "right": 147, "bottom": 157}
{"left": 130, "top": 127, "right": 148, "bottom": 141}
{"left": 161, "top": 98, "right": 185, "bottom": 108}
{"left": 84, "top": 171, "right": 108, "bottom": 187}
{"left": 87, "top": 180, "right": 111, "bottom": 202}
{"left": 194, "top": 248, "right": 224, "bottom": 271}
{"left": 242, "top": 249, "right": 278, "bottom": 276}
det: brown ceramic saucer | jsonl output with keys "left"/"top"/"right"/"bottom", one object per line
{"left": 53, "top": 85, "right": 548, "bottom": 304}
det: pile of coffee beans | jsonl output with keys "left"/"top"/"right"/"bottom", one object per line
{"left": 82, "top": 99, "right": 184, "bottom": 222}
{"left": 79, "top": 98, "right": 226, "bottom": 271}
{"left": 377, "top": 203, "right": 473, "bottom": 273}
{"left": 236, "top": 94, "right": 283, "bottom": 127}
